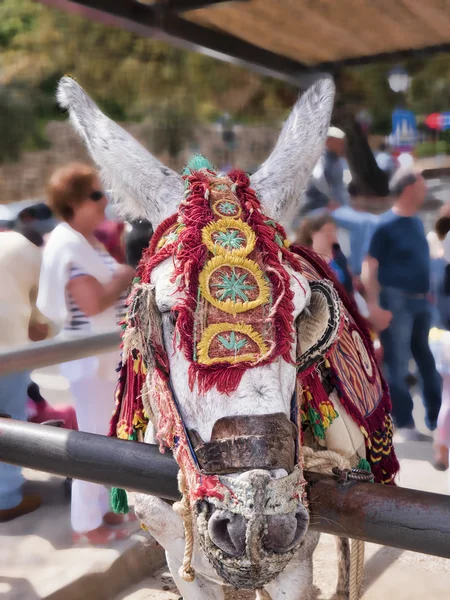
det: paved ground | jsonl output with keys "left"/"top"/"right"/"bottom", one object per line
{"left": 1, "top": 366, "right": 450, "bottom": 599}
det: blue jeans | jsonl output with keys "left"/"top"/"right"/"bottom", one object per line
{"left": 380, "top": 287, "right": 442, "bottom": 430}
{"left": 0, "top": 371, "right": 29, "bottom": 509}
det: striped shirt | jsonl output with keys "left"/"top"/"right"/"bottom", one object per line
{"left": 64, "top": 245, "right": 127, "bottom": 333}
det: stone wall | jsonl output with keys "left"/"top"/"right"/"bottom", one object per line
{"left": 0, "top": 120, "right": 279, "bottom": 204}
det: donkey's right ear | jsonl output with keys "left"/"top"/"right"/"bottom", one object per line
{"left": 57, "top": 77, "right": 183, "bottom": 228}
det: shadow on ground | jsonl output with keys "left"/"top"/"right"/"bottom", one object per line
{"left": 45, "top": 539, "right": 166, "bottom": 600}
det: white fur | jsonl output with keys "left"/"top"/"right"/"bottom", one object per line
{"left": 56, "top": 77, "right": 183, "bottom": 228}
{"left": 251, "top": 77, "right": 335, "bottom": 230}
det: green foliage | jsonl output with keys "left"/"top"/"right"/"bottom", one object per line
{"left": 0, "top": 0, "right": 297, "bottom": 162}
{"left": 0, "top": 0, "right": 449, "bottom": 161}
{"left": 415, "top": 140, "right": 449, "bottom": 158}
{"left": 409, "top": 54, "right": 450, "bottom": 114}
{"left": 0, "top": 85, "right": 36, "bottom": 163}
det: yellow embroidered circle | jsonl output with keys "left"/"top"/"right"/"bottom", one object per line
{"left": 197, "top": 322, "right": 269, "bottom": 365}
{"left": 199, "top": 255, "right": 270, "bottom": 315}
{"left": 201, "top": 217, "right": 256, "bottom": 258}
{"left": 211, "top": 198, "right": 242, "bottom": 219}
{"left": 156, "top": 223, "right": 185, "bottom": 249}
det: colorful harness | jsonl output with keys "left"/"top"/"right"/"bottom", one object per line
{"left": 108, "top": 160, "right": 399, "bottom": 586}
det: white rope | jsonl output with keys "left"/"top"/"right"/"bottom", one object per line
{"left": 173, "top": 470, "right": 196, "bottom": 583}
{"left": 256, "top": 589, "right": 273, "bottom": 600}
{"left": 302, "top": 446, "right": 350, "bottom": 473}
{"left": 350, "top": 539, "right": 365, "bottom": 600}
{"left": 302, "top": 446, "right": 365, "bottom": 600}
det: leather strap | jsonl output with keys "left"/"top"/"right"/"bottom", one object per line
{"left": 188, "top": 413, "right": 297, "bottom": 475}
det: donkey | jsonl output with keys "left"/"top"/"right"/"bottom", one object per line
{"left": 57, "top": 76, "right": 398, "bottom": 600}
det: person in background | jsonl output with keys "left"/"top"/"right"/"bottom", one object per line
{"left": 332, "top": 182, "right": 380, "bottom": 280}
{"left": 296, "top": 214, "right": 353, "bottom": 296}
{"left": 362, "top": 168, "right": 442, "bottom": 440}
{"left": 125, "top": 219, "right": 154, "bottom": 269}
{"left": 428, "top": 209, "right": 450, "bottom": 470}
{"left": 301, "top": 126, "right": 350, "bottom": 217}
{"left": 375, "top": 142, "right": 397, "bottom": 180}
{"left": 94, "top": 219, "right": 126, "bottom": 264}
{"left": 0, "top": 230, "right": 49, "bottom": 522}
{"left": 37, "top": 163, "right": 135, "bottom": 544}
{"left": 4, "top": 224, "right": 78, "bottom": 429}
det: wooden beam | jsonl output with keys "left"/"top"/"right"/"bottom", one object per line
{"left": 37, "top": 0, "right": 320, "bottom": 87}
{"left": 152, "top": 0, "right": 249, "bottom": 13}
{"left": 317, "top": 42, "right": 450, "bottom": 69}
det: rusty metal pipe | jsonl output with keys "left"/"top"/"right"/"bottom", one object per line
{"left": 305, "top": 472, "right": 450, "bottom": 559}
{"left": 0, "top": 417, "right": 180, "bottom": 501}
{"left": 1, "top": 417, "right": 450, "bottom": 558}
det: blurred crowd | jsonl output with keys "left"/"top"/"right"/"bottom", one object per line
{"left": 1, "top": 129, "right": 450, "bottom": 539}
{"left": 295, "top": 127, "right": 450, "bottom": 468}
{"left": 0, "top": 163, "right": 153, "bottom": 541}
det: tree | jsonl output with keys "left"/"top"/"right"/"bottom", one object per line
{"left": 1, "top": 0, "right": 449, "bottom": 162}
{"left": 0, "top": 85, "right": 35, "bottom": 162}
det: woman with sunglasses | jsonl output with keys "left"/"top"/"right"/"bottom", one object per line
{"left": 37, "top": 163, "right": 135, "bottom": 544}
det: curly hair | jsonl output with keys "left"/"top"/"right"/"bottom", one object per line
{"left": 47, "top": 162, "right": 98, "bottom": 221}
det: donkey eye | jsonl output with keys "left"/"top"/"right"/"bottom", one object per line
{"left": 162, "top": 311, "right": 178, "bottom": 338}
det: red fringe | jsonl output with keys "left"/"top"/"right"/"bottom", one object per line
{"left": 108, "top": 361, "right": 126, "bottom": 437}
{"left": 301, "top": 370, "right": 332, "bottom": 410}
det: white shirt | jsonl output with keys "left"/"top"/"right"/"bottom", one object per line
{"left": 0, "top": 232, "right": 45, "bottom": 348}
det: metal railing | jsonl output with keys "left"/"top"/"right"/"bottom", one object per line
{"left": 0, "top": 331, "right": 120, "bottom": 376}
{"left": 1, "top": 332, "right": 450, "bottom": 560}
{"left": 1, "top": 416, "right": 450, "bottom": 559}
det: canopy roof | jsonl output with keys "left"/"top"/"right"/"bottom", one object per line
{"left": 40, "top": 0, "right": 450, "bottom": 85}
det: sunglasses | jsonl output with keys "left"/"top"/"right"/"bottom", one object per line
{"left": 89, "top": 190, "right": 105, "bottom": 202}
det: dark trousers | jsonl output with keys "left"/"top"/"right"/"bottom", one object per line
{"left": 380, "top": 287, "right": 442, "bottom": 430}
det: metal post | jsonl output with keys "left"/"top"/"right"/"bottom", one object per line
{"left": 1, "top": 418, "right": 450, "bottom": 558}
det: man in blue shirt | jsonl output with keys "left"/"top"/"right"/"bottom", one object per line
{"left": 362, "top": 168, "right": 441, "bottom": 439}
{"left": 332, "top": 204, "right": 379, "bottom": 276}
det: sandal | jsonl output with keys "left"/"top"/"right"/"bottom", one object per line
{"left": 72, "top": 524, "right": 132, "bottom": 545}
{"left": 433, "top": 444, "right": 449, "bottom": 472}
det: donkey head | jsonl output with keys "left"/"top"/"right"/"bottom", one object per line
{"left": 58, "top": 76, "right": 335, "bottom": 589}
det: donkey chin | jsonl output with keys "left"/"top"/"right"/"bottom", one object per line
{"left": 194, "top": 466, "right": 309, "bottom": 590}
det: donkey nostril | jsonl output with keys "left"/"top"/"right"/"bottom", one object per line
{"left": 263, "top": 509, "right": 309, "bottom": 553}
{"left": 208, "top": 509, "right": 246, "bottom": 557}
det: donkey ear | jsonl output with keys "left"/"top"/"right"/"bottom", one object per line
{"left": 250, "top": 77, "right": 335, "bottom": 228}
{"left": 57, "top": 77, "right": 183, "bottom": 228}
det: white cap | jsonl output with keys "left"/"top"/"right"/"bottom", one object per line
{"left": 328, "top": 126, "right": 346, "bottom": 140}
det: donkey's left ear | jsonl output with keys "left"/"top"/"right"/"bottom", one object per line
{"left": 250, "top": 77, "right": 335, "bottom": 229}
{"left": 57, "top": 77, "right": 183, "bottom": 228}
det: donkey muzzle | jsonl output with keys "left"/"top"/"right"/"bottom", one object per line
{"left": 195, "top": 467, "right": 308, "bottom": 590}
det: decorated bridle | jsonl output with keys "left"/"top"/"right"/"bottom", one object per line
{"left": 108, "top": 157, "right": 398, "bottom": 588}
{"left": 110, "top": 159, "right": 308, "bottom": 508}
